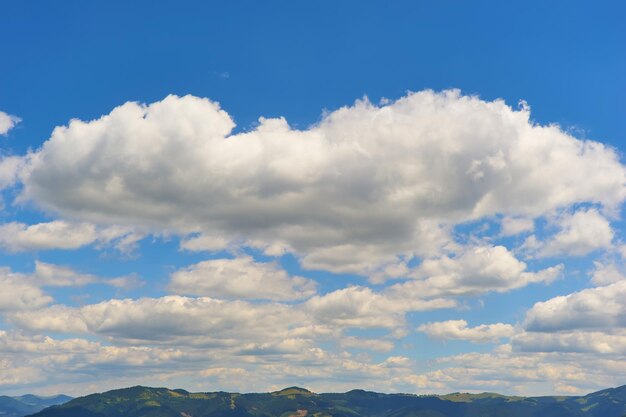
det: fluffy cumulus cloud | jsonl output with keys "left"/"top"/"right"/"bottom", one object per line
{"left": 523, "top": 281, "right": 626, "bottom": 333}
{"left": 418, "top": 319, "right": 515, "bottom": 343}
{"left": 531, "top": 209, "right": 615, "bottom": 258}
{"left": 0, "top": 111, "right": 20, "bottom": 135}
{"left": 388, "top": 245, "right": 562, "bottom": 298}
{"left": 514, "top": 281, "right": 626, "bottom": 355}
{"left": 169, "top": 256, "right": 316, "bottom": 301}
{"left": 304, "top": 286, "right": 454, "bottom": 332}
{"left": 17, "top": 91, "right": 626, "bottom": 274}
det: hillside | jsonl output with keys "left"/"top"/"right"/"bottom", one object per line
{"left": 27, "top": 385, "right": 626, "bottom": 417}
{"left": 0, "top": 394, "right": 71, "bottom": 417}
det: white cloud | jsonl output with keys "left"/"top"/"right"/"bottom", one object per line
{"left": 7, "top": 289, "right": 453, "bottom": 347}
{"left": 523, "top": 280, "right": 626, "bottom": 332}
{"left": 106, "top": 274, "right": 144, "bottom": 290}
{"left": 418, "top": 319, "right": 515, "bottom": 343}
{"left": 31, "top": 261, "right": 98, "bottom": 287}
{"left": 0, "top": 111, "right": 20, "bottom": 135}
{"left": 431, "top": 348, "right": 626, "bottom": 395}
{"left": 517, "top": 281, "right": 626, "bottom": 355}
{"left": 168, "top": 256, "right": 316, "bottom": 301}
{"left": 534, "top": 209, "right": 614, "bottom": 258}
{"left": 590, "top": 261, "right": 626, "bottom": 286}
{"left": 0, "top": 156, "right": 23, "bottom": 190}
{"left": 500, "top": 216, "right": 534, "bottom": 236}
{"left": 514, "top": 330, "right": 626, "bottom": 355}
{"left": 17, "top": 91, "right": 626, "bottom": 274}
{"left": 339, "top": 336, "right": 395, "bottom": 352}
{"left": 0, "top": 269, "right": 52, "bottom": 311}
{"left": 305, "top": 286, "right": 454, "bottom": 332}
{"left": 0, "top": 221, "right": 97, "bottom": 252}
{"left": 389, "top": 245, "right": 562, "bottom": 298}
{"left": 8, "top": 296, "right": 309, "bottom": 345}
{"left": 0, "top": 221, "right": 140, "bottom": 253}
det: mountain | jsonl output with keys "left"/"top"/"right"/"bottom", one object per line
{"left": 28, "top": 385, "right": 626, "bottom": 417}
{"left": 0, "top": 394, "right": 71, "bottom": 417}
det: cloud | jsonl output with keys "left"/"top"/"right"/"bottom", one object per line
{"left": 418, "top": 319, "right": 515, "bottom": 343}
{"left": 514, "top": 330, "right": 626, "bottom": 355}
{"left": 0, "top": 111, "right": 20, "bottom": 135}
{"left": 500, "top": 216, "right": 534, "bottom": 236}
{"left": 8, "top": 296, "right": 309, "bottom": 345}
{"left": 0, "top": 156, "right": 23, "bottom": 190}
{"left": 339, "top": 336, "right": 395, "bottom": 352}
{"left": 28, "top": 261, "right": 140, "bottom": 290}
{"left": 431, "top": 347, "right": 626, "bottom": 395}
{"left": 0, "top": 269, "right": 52, "bottom": 312}
{"left": 17, "top": 91, "right": 626, "bottom": 274}
{"left": 527, "top": 209, "right": 614, "bottom": 258}
{"left": 169, "top": 256, "right": 316, "bottom": 301}
{"left": 0, "top": 221, "right": 140, "bottom": 253}
{"left": 515, "top": 281, "right": 626, "bottom": 355}
{"left": 305, "top": 286, "right": 454, "bottom": 332}
{"left": 7, "top": 289, "right": 452, "bottom": 347}
{"left": 590, "top": 261, "right": 626, "bottom": 286}
{"left": 523, "top": 280, "right": 626, "bottom": 333}
{"left": 0, "top": 221, "right": 98, "bottom": 251}
{"left": 31, "top": 261, "right": 99, "bottom": 287}
{"left": 389, "top": 245, "right": 562, "bottom": 298}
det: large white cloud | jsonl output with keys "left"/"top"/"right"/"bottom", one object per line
{"left": 168, "top": 256, "right": 316, "bottom": 301}
{"left": 8, "top": 289, "right": 452, "bottom": 346}
{"left": 516, "top": 281, "right": 626, "bottom": 355}
{"left": 524, "top": 280, "right": 626, "bottom": 332}
{"left": 8, "top": 296, "right": 311, "bottom": 346}
{"left": 17, "top": 91, "right": 626, "bottom": 274}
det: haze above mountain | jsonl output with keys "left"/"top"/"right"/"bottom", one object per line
{"left": 0, "top": 394, "right": 71, "bottom": 417}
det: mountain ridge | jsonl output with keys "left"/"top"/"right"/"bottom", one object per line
{"left": 25, "top": 384, "right": 626, "bottom": 417}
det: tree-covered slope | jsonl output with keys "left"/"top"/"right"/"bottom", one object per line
{"left": 28, "top": 385, "right": 626, "bottom": 417}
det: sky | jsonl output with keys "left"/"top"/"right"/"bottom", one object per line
{"left": 0, "top": 0, "right": 625, "bottom": 397}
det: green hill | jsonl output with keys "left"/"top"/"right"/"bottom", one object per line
{"left": 27, "top": 385, "right": 626, "bottom": 417}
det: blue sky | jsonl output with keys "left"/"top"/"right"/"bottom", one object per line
{"left": 0, "top": 1, "right": 625, "bottom": 397}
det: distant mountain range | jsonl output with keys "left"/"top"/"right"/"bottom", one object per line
{"left": 24, "top": 384, "right": 626, "bottom": 417}
{"left": 0, "top": 394, "right": 72, "bottom": 417}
